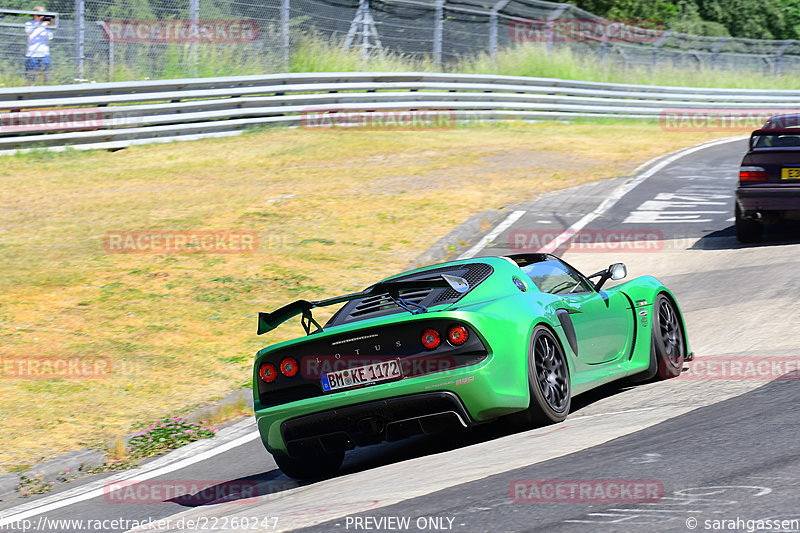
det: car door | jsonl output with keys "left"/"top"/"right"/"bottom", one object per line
{"left": 520, "top": 257, "right": 632, "bottom": 364}
{"left": 557, "top": 290, "right": 631, "bottom": 364}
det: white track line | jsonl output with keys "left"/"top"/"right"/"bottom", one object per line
{"left": 537, "top": 136, "right": 748, "bottom": 254}
{"left": 0, "top": 419, "right": 260, "bottom": 526}
{"left": 458, "top": 210, "right": 526, "bottom": 259}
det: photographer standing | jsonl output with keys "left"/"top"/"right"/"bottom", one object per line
{"left": 25, "top": 6, "right": 54, "bottom": 84}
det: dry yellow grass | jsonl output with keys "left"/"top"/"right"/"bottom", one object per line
{"left": 0, "top": 122, "right": 734, "bottom": 471}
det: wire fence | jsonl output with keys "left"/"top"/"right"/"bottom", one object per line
{"left": 3, "top": 0, "right": 800, "bottom": 85}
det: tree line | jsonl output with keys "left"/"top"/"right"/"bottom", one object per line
{"left": 574, "top": 0, "right": 800, "bottom": 40}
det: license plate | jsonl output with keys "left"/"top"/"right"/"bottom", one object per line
{"left": 781, "top": 167, "right": 800, "bottom": 180}
{"left": 321, "top": 359, "right": 402, "bottom": 392}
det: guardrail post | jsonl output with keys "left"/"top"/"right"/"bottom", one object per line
{"left": 762, "top": 55, "right": 774, "bottom": 76}
{"left": 96, "top": 21, "right": 113, "bottom": 79}
{"left": 711, "top": 37, "right": 729, "bottom": 69}
{"left": 651, "top": 30, "right": 673, "bottom": 69}
{"left": 433, "top": 0, "right": 444, "bottom": 66}
{"left": 489, "top": 12, "right": 497, "bottom": 60}
{"left": 190, "top": 0, "right": 199, "bottom": 77}
{"left": 614, "top": 45, "right": 629, "bottom": 74}
{"left": 489, "top": 0, "right": 511, "bottom": 61}
{"left": 281, "top": 0, "right": 290, "bottom": 68}
{"left": 775, "top": 39, "right": 795, "bottom": 75}
{"left": 75, "top": 0, "right": 85, "bottom": 80}
{"left": 545, "top": 6, "right": 567, "bottom": 55}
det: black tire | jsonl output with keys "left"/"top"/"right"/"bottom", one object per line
{"left": 735, "top": 204, "right": 762, "bottom": 243}
{"left": 511, "top": 325, "right": 571, "bottom": 427}
{"left": 271, "top": 449, "right": 344, "bottom": 480}
{"left": 652, "top": 294, "right": 686, "bottom": 380}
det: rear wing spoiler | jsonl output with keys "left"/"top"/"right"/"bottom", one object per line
{"left": 257, "top": 274, "right": 469, "bottom": 335}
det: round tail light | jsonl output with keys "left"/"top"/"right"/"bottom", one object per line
{"left": 280, "top": 357, "right": 299, "bottom": 378}
{"left": 421, "top": 329, "right": 441, "bottom": 350}
{"left": 259, "top": 362, "right": 278, "bottom": 383}
{"left": 448, "top": 325, "right": 469, "bottom": 346}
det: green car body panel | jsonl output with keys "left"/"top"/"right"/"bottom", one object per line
{"left": 252, "top": 254, "right": 689, "bottom": 456}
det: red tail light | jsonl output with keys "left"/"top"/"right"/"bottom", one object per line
{"left": 421, "top": 329, "right": 441, "bottom": 350}
{"left": 259, "top": 362, "right": 278, "bottom": 383}
{"left": 280, "top": 357, "right": 299, "bottom": 378}
{"left": 448, "top": 325, "right": 469, "bottom": 346}
{"left": 739, "top": 167, "right": 767, "bottom": 182}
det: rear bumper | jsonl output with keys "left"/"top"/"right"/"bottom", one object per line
{"left": 254, "top": 309, "right": 539, "bottom": 455}
{"left": 254, "top": 351, "right": 529, "bottom": 455}
{"left": 736, "top": 186, "right": 800, "bottom": 212}
{"left": 280, "top": 391, "right": 472, "bottom": 457}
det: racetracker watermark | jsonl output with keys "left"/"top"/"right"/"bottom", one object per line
{"left": 510, "top": 479, "right": 664, "bottom": 503}
{"left": 3, "top": 516, "right": 279, "bottom": 532}
{"left": 0, "top": 356, "right": 112, "bottom": 379}
{"left": 509, "top": 18, "right": 663, "bottom": 43}
{"left": 0, "top": 108, "right": 104, "bottom": 133}
{"left": 660, "top": 108, "right": 800, "bottom": 131}
{"left": 510, "top": 229, "right": 665, "bottom": 253}
{"left": 103, "top": 479, "right": 296, "bottom": 505}
{"left": 104, "top": 230, "right": 258, "bottom": 254}
{"left": 301, "top": 108, "right": 456, "bottom": 129}
{"left": 679, "top": 356, "right": 800, "bottom": 381}
{"left": 102, "top": 19, "right": 259, "bottom": 43}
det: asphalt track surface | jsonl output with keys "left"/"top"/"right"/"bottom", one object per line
{"left": 2, "top": 136, "right": 800, "bottom": 533}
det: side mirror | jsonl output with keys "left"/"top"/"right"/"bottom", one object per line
{"left": 609, "top": 263, "right": 627, "bottom": 281}
{"left": 589, "top": 263, "right": 627, "bottom": 290}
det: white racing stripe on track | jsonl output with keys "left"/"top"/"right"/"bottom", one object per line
{"left": 458, "top": 210, "right": 526, "bottom": 260}
{"left": 537, "top": 136, "right": 748, "bottom": 254}
{"left": 0, "top": 419, "right": 259, "bottom": 527}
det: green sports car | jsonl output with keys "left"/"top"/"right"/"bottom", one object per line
{"left": 252, "top": 253, "right": 690, "bottom": 479}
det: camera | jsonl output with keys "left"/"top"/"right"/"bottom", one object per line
{"left": 41, "top": 15, "right": 53, "bottom": 22}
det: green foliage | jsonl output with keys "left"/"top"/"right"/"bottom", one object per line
{"left": 288, "top": 35, "right": 434, "bottom": 73}
{"left": 82, "top": 416, "right": 217, "bottom": 474}
{"left": 776, "top": 0, "right": 800, "bottom": 38}
{"left": 82, "top": 458, "right": 140, "bottom": 473}
{"left": 56, "top": 467, "right": 77, "bottom": 482}
{"left": 17, "top": 473, "right": 54, "bottom": 497}
{"left": 126, "top": 416, "right": 217, "bottom": 459}
{"left": 573, "top": 0, "right": 800, "bottom": 39}
{"left": 3, "top": 25, "right": 800, "bottom": 90}
{"left": 454, "top": 43, "right": 800, "bottom": 88}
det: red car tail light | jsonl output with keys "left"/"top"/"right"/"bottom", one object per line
{"left": 421, "top": 329, "right": 441, "bottom": 350}
{"left": 448, "top": 325, "right": 469, "bottom": 346}
{"left": 739, "top": 167, "right": 767, "bottom": 182}
{"left": 280, "top": 357, "right": 299, "bottom": 378}
{"left": 259, "top": 362, "right": 278, "bottom": 383}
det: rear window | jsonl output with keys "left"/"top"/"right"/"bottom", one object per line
{"left": 753, "top": 134, "right": 800, "bottom": 148}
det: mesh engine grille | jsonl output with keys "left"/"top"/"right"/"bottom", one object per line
{"left": 432, "top": 262, "right": 493, "bottom": 303}
{"left": 326, "top": 262, "right": 494, "bottom": 326}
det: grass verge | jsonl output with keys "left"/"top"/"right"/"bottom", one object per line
{"left": 0, "top": 120, "right": 737, "bottom": 472}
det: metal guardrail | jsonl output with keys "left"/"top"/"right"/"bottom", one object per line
{"left": 2, "top": 72, "right": 798, "bottom": 155}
